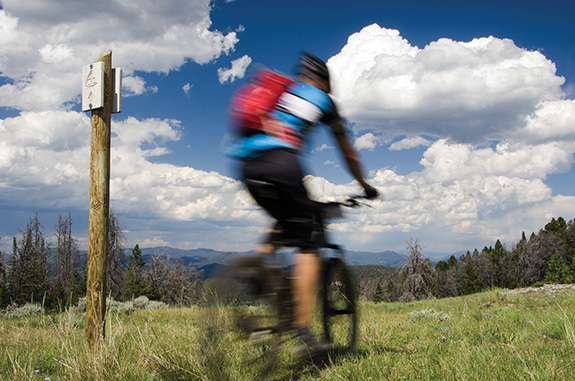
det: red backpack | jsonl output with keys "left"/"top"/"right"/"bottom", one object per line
{"left": 229, "top": 69, "right": 295, "bottom": 137}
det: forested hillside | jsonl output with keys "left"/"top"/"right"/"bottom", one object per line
{"left": 1, "top": 212, "right": 574, "bottom": 310}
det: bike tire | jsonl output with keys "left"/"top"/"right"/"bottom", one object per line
{"left": 320, "top": 256, "right": 358, "bottom": 357}
{"left": 202, "top": 256, "right": 286, "bottom": 380}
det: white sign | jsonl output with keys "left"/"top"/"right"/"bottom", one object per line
{"left": 112, "top": 68, "right": 122, "bottom": 114}
{"left": 82, "top": 62, "right": 104, "bottom": 111}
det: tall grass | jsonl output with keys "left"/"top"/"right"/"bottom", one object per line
{"left": 1, "top": 287, "right": 574, "bottom": 380}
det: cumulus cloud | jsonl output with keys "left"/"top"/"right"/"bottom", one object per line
{"left": 389, "top": 136, "right": 433, "bottom": 151}
{"left": 109, "top": 117, "right": 239, "bottom": 220}
{"left": 0, "top": 110, "right": 90, "bottom": 209}
{"left": 0, "top": 0, "right": 252, "bottom": 250}
{"left": 0, "top": 110, "right": 263, "bottom": 249}
{"left": 321, "top": 24, "right": 575, "bottom": 251}
{"left": 217, "top": 55, "right": 252, "bottom": 84}
{"left": 0, "top": 0, "right": 238, "bottom": 111}
{"left": 353, "top": 132, "right": 385, "bottom": 151}
{"left": 328, "top": 24, "right": 564, "bottom": 144}
{"left": 2, "top": 10, "right": 575, "bottom": 254}
{"left": 122, "top": 75, "right": 158, "bottom": 97}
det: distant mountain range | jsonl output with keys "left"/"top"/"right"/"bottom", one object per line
{"left": 139, "top": 246, "right": 409, "bottom": 267}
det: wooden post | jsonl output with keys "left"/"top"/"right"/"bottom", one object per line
{"left": 86, "top": 50, "right": 112, "bottom": 347}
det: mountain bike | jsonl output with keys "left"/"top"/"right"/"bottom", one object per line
{"left": 203, "top": 185, "right": 369, "bottom": 380}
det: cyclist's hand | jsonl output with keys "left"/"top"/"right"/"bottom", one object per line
{"left": 363, "top": 185, "right": 379, "bottom": 200}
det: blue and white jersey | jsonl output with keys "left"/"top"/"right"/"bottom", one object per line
{"left": 226, "top": 79, "right": 344, "bottom": 160}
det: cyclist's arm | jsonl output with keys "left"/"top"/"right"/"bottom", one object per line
{"left": 329, "top": 121, "right": 371, "bottom": 191}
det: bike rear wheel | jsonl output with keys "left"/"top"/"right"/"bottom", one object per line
{"left": 321, "top": 256, "right": 358, "bottom": 357}
{"left": 203, "top": 256, "right": 287, "bottom": 380}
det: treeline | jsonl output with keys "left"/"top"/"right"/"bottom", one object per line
{"left": 0, "top": 212, "right": 202, "bottom": 312}
{"left": 357, "top": 217, "right": 575, "bottom": 303}
{"left": 2, "top": 212, "right": 573, "bottom": 311}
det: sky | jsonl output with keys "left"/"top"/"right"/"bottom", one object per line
{"left": 1, "top": 0, "right": 574, "bottom": 257}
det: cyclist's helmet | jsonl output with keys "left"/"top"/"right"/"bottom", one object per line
{"left": 296, "top": 52, "right": 331, "bottom": 92}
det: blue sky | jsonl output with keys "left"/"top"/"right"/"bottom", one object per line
{"left": 1, "top": 0, "right": 574, "bottom": 256}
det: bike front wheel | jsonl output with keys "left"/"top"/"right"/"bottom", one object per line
{"left": 320, "top": 256, "right": 358, "bottom": 357}
{"left": 202, "top": 256, "right": 286, "bottom": 380}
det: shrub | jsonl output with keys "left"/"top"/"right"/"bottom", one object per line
{"left": 5, "top": 303, "right": 44, "bottom": 319}
{"left": 409, "top": 308, "right": 451, "bottom": 322}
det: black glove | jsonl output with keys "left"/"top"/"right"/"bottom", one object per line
{"left": 364, "top": 185, "right": 379, "bottom": 199}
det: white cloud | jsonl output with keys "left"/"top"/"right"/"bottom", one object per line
{"left": 183, "top": 83, "right": 193, "bottom": 97}
{"left": 0, "top": 110, "right": 90, "bottom": 208}
{"left": 122, "top": 75, "right": 158, "bottom": 97}
{"left": 321, "top": 24, "right": 575, "bottom": 252}
{"left": 0, "top": 0, "right": 239, "bottom": 111}
{"left": 217, "top": 55, "right": 252, "bottom": 84}
{"left": 323, "top": 160, "right": 339, "bottom": 168}
{"left": 0, "top": 110, "right": 262, "bottom": 248}
{"left": 328, "top": 24, "right": 564, "bottom": 144}
{"left": 389, "top": 136, "right": 433, "bottom": 151}
{"left": 353, "top": 132, "right": 385, "bottom": 151}
{"left": 0, "top": 0, "right": 252, "bottom": 250}
{"left": 2, "top": 10, "right": 575, "bottom": 255}
{"left": 313, "top": 143, "right": 334, "bottom": 152}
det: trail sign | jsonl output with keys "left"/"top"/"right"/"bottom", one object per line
{"left": 82, "top": 62, "right": 104, "bottom": 111}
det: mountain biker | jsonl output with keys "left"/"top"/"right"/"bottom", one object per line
{"left": 227, "top": 52, "right": 378, "bottom": 358}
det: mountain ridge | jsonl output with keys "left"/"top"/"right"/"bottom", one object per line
{"left": 137, "top": 246, "right": 409, "bottom": 268}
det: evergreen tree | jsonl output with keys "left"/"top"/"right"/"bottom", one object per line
{"left": 543, "top": 217, "right": 568, "bottom": 246}
{"left": 566, "top": 220, "right": 575, "bottom": 265}
{"left": 435, "top": 260, "right": 449, "bottom": 272}
{"left": 545, "top": 252, "right": 571, "bottom": 283}
{"left": 447, "top": 255, "right": 458, "bottom": 269}
{"left": 0, "top": 236, "right": 8, "bottom": 309}
{"left": 123, "top": 244, "right": 148, "bottom": 300}
{"left": 8, "top": 212, "right": 51, "bottom": 304}
{"left": 459, "top": 261, "right": 483, "bottom": 295}
{"left": 385, "top": 280, "right": 397, "bottom": 302}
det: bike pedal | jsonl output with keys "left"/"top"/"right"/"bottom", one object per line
{"left": 249, "top": 329, "right": 273, "bottom": 343}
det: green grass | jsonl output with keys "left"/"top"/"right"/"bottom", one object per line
{"left": 2, "top": 287, "right": 575, "bottom": 380}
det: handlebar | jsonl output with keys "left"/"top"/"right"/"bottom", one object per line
{"left": 315, "top": 194, "right": 374, "bottom": 220}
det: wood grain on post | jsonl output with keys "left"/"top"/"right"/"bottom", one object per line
{"left": 86, "top": 50, "right": 112, "bottom": 347}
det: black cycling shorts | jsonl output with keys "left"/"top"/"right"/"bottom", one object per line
{"left": 243, "top": 148, "right": 320, "bottom": 249}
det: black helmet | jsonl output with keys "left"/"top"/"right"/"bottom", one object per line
{"left": 296, "top": 52, "right": 330, "bottom": 89}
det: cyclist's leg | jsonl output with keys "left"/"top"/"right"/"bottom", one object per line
{"left": 292, "top": 250, "right": 320, "bottom": 329}
{"left": 254, "top": 222, "right": 283, "bottom": 255}
{"left": 293, "top": 248, "right": 333, "bottom": 359}
{"left": 243, "top": 148, "right": 329, "bottom": 356}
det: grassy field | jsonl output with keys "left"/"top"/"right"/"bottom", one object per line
{"left": 1, "top": 285, "right": 575, "bottom": 380}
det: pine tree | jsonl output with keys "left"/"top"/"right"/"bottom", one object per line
{"left": 123, "top": 244, "right": 148, "bottom": 300}
{"left": 373, "top": 282, "right": 385, "bottom": 303}
{"left": 0, "top": 235, "right": 8, "bottom": 309}
{"left": 459, "top": 261, "right": 483, "bottom": 295}
{"left": 8, "top": 212, "right": 50, "bottom": 304}
{"left": 545, "top": 252, "right": 571, "bottom": 284}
